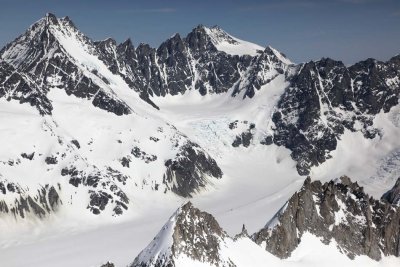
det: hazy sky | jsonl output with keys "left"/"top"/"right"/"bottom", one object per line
{"left": 0, "top": 0, "right": 399, "bottom": 64}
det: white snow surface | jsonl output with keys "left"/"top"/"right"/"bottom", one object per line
{"left": 204, "top": 26, "right": 264, "bottom": 57}
{"left": 0, "top": 15, "right": 399, "bottom": 267}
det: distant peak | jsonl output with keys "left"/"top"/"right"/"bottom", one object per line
{"left": 196, "top": 24, "right": 223, "bottom": 32}
{"left": 191, "top": 24, "right": 210, "bottom": 33}
{"left": 195, "top": 24, "right": 205, "bottom": 29}
{"left": 168, "top": 32, "right": 182, "bottom": 41}
{"left": 179, "top": 201, "right": 193, "bottom": 211}
{"left": 40, "top": 13, "right": 78, "bottom": 30}
{"left": 121, "top": 38, "right": 133, "bottom": 46}
{"left": 264, "top": 45, "right": 293, "bottom": 65}
{"left": 104, "top": 37, "right": 116, "bottom": 44}
{"left": 60, "top": 15, "right": 77, "bottom": 29}
{"left": 44, "top": 12, "right": 58, "bottom": 25}
{"left": 45, "top": 12, "right": 57, "bottom": 19}
{"left": 94, "top": 37, "right": 117, "bottom": 49}
{"left": 119, "top": 38, "right": 134, "bottom": 50}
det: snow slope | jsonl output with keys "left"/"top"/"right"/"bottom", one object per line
{"left": 203, "top": 26, "right": 264, "bottom": 57}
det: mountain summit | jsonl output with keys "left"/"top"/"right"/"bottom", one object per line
{"left": 130, "top": 202, "right": 233, "bottom": 267}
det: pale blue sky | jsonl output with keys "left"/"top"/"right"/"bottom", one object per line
{"left": 0, "top": 0, "right": 399, "bottom": 64}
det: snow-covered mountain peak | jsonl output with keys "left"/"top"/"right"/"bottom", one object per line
{"left": 201, "top": 25, "right": 264, "bottom": 56}
{"left": 59, "top": 15, "right": 76, "bottom": 28}
{"left": 98, "top": 37, "right": 117, "bottom": 45}
{"left": 94, "top": 38, "right": 118, "bottom": 56}
{"left": 1, "top": 13, "right": 88, "bottom": 70}
{"left": 44, "top": 12, "right": 58, "bottom": 24}
{"left": 265, "top": 45, "right": 293, "bottom": 65}
{"left": 130, "top": 202, "right": 231, "bottom": 267}
{"left": 0, "top": 13, "right": 139, "bottom": 116}
{"left": 120, "top": 38, "right": 134, "bottom": 48}
{"left": 204, "top": 25, "right": 239, "bottom": 45}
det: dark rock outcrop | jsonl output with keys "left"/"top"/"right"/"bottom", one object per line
{"left": 131, "top": 146, "right": 157, "bottom": 163}
{"left": 163, "top": 142, "right": 223, "bottom": 197}
{"left": 0, "top": 61, "right": 52, "bottom": 114}
{"left": 272, "top": 57, "right": 400, "bottom": 175}
{"left": 231, "top": 123, "right": 255, "bottom": 148}
{"left": 45, "top": 156, "right": 58, "bottom": 165}
{"left": 0, "top": 179, "right": 61, "bottom": 218}
{"left": 94, "top": 24, "right": 291, "bottom": 101}
{"left": 130, "top": 202, "right": 234, "bottom": 267}
{"left": 21, "top": 152, "right": 35, "bottom": 160}
{"left": 252, "top": 176, "right": 400, "bottom": 260}
{"left": 382, "top": 177, "right": 400, "bottom": 205}
{"left": 61, "top": 166, "right": 129, "bottom": 216}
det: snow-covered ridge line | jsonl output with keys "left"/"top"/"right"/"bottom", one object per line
{"left": 203, "top": 25, "right": 265, "bottom": 57}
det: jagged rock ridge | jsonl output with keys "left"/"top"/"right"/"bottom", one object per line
{"left": 130, "top": 202, "right": 235, "bottom": 267}
{"left": 123, "top": 179, "right": 400, "bottom": 267}
{"left": 382, "top": 177, "right": 400, "bottom": 205}
{"left": 0, "top": 177, "right": 61, "bottom": 218}
{"left": 253, "top": 176, "right": 400, "bottom": 260}
{"left": 271, "top": 57, "right": 400, "bottom": 175}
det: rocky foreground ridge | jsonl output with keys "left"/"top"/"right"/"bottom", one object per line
{"left": 100, "top": 176, "right": 400, "bottom": 266}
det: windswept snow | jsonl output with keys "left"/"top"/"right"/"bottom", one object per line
{"left": 203, "top": 26, "right": 264, "bottom": 57}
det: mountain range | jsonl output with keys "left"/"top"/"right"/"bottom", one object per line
{"left": 0, "top": 13, "right": 399, "bottom": 267}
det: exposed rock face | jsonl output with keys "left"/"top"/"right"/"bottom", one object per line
{"left": 61, "top": 166, "right": 129, "bottom": 215}
{"left": 272, "top": 57, "right": 400, "bottom": 175}
{"left": 231, "top": 123, "right": 255, "bottom": 148}
{"left": 0, "top": 13, "right": 132, "bottom": 116}
{"left": 130, "top": 202, "right": 235, "bottom": 267}
{"left": 382, "top": 177, "right": 400, "bottom": 205}
{"left": 92, "top": 24, "right": 292, "bottom": 102}
{"left": 252, "top": 176, "right": 400, "bottom": 260}
{"left": 163, "top": 141, "right": 223, "bottom": 197}
{"left": 0, "top": 60, "right": 52, "bottom": 114}
{"left": 0, "top": 177, "right": 61, "bottom": 218}
{"left": 231, "top": 46, "right": 292, "bottom": 98}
